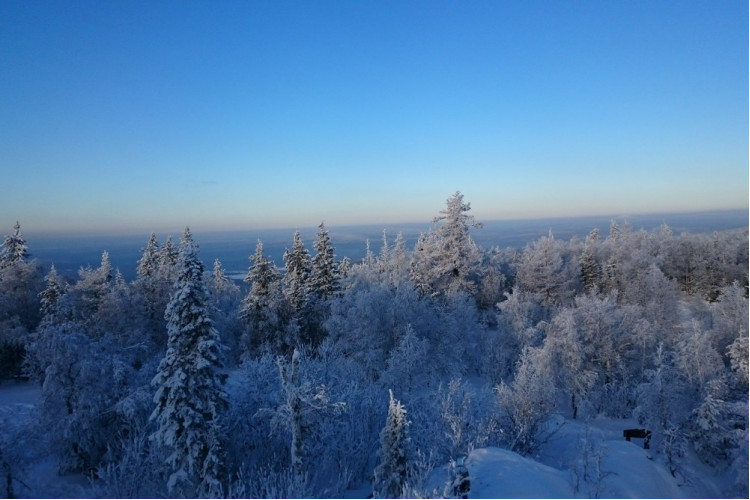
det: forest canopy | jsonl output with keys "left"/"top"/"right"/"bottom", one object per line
{"left": 0, "top": 193, "right": 747, "bottom": 498}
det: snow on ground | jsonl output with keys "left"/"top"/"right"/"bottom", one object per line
{"left": 426, "top": 415, "right": 735, "bottom": 499}
{"left": 535, "top": 416, "right": 728, "bottom": 498}
{"left": 466, "top": 447, "right": 574, "bottom": 498}
{"left": 0, "top": 381, "right": 89, "bottom": 499}
{"left": 0, "top": 379, "right": 39, "bottom": 406}
{"left": 0, "top": 380, "right": 38, "bottom": 439}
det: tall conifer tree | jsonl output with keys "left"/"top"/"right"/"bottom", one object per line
{"left": 310, "top": 222, "right": 338, "bottom": 299}
{"left": 151, "top": 227, "right": 227, "bottom": 498}
{"left": 283, "top": 230, "right": 311, "bottom": 316}
{"left": 0, "top": 221, "right": 28, "bottom": 268}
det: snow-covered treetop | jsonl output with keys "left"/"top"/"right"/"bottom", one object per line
{"left": 137, "top": 232, "right": 160, "bottom": 280}
{"left": 175, "top": 227, "right": 203, "bottom": 283}
{"left": 245, "top": 240, "right": 280, "bottom": 292}
{"left": 412, "top": 191, "right": 483, "bottom": 296}
{"left": 433, "top": 191, "right": 483, "bottom": 230}
{"left": 311, "top": 222, "right": 338, "bottom": 299}
{"left": 1, "top": 220, "right": 29, "bottom": 268}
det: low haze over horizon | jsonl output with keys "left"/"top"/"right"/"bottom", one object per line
{"left": 2, "top": 1, "right": 747, "bottom": 234}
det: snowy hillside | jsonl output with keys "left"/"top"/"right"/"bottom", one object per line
{"left": 463, "top": 447, "right": 575, "bottom": 498}
{"left": 421, "top": 416, "right": 732, "bottom": 499}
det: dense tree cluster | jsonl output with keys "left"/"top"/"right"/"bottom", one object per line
{"left": 0, "top": 193, "right": 747, "bottom": 498}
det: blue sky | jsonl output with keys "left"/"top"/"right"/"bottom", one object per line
{"left": 1, "top": 0, "right": 747, "bottom": 234}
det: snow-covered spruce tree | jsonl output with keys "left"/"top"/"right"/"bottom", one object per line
{"left": 306, "top": 222, "right": 339, "bottom": 346}
{"left": 410, "top": 232, "right": 432, "bottom": 296}
{"left": 364, "top": 230, "right": 412, "bottom": 291}
{"left": 282, "top": 231, "right": 317, "bottom": 340}
{"left": 210, "top": 259, "right": 238, "bottom": 302}
{"left": 137, "top": 232, "right": 160, "bottom": 281}
{"left": 410, "top": 191, "right": 482, "bottom": 297}
{"left": 0, "top": 223, "right": 42, "bottom": 379}
{"left": 134, "top": 232, "right": 162, "bottom": 328}
{"left": 157, "top": 235, "right": 179, "bottom": 285}
{"left": 23, "top": 265, "right": 67, "bottom": 380}
{"left": 241, "top": 240, "right": 289, "bottom": 354}
{"left": 386, "top": 232, "right": 411, "bottom": 289}
{"left": 349, "top": 238, "right": 381, "bottom": 287}
{"left": 151, "top": 227, "right": 228, "bottom": 498}
{"left": 61, "top": 251, "right": 114, "bottom": 337}
{"left": 209, "top": 258, "right": 241, "bottom": 316}
{"left": 0, "top": 221, "right": 28, "bottom": 268}
{"left": 601, "top": 255, "right": 619, "bottom": 295}
{"left": 373, "top": 389, "right": 412, "bottom": 499}
{"left": 338, "top": 255, "right": 351, "bottom": 281}
{"left": 310, "top": 222, "right": 338, "bottom": 300}
{"left": 208, "top": 259, "right": 242, "bottom": 364}
{"left": 378, "top": 230, "right": 390, "bottom": 276}
{"left": 0, "top": 221, "right": 41, "bottom": 332}
{"left": 580, "top": 238, "right": 600, "bottom": 294}
{"left": 283, "top": 230, "right": 312, "bottom": 327}
{"left": 38, "top": 265, "right": 66, "bottom": 324}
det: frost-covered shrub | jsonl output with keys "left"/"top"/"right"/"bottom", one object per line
{"left": 90, "top": 428, "right": 168, "bottom": 499}
{"left": 691, "top": 392, "right": 732, "bottom": 465}
{"left": 253, "top": 348, "right": 348, "bottom": 496}
{"left": 496, "top": 346, "right": 555, "bottom": 455}
{"left": 40, "top": 329, "right": 134, "bottom": 473}
{"left": 380, "top": 324, "right": 429, "bottom": 397}
{"left": 436, "top": 379, "right": 500, "bottom": 460}
{"left": 224, "top": 354, "right": 282, "bottom": 472}
{"left": 634, "top": 344, "right": 694, "bottom": 474}
{"left": 309, "top": 341, "right": 383, "bottom": 489}
{"left": 514, "top": 231, "right": 579, "bottom": 307}
{"left": 727, "top": 336, "right": 749, "bottom": 387}
{"left": 728, "top": 407, "right": 749, "bottom": 498}
{"left": 476, "top": 323, "right": 518, "bottom": 385}
{"left": 675, "top": 319, "right": 724, "bottom": 390}
{"left": 569, "top": 426, "right": 613, "bottom": 499}
{"left": 325, "top": 284, "right": 440, "bottom": 381}
{"left": 227, "top": 465, "right": 313, "bottom": 499}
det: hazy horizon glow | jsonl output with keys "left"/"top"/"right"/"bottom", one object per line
{"left": 1, "top": 1, "right": 747, "bottom": 234}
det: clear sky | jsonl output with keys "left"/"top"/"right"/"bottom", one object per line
{"left": 1, "top": 0, "right": 747, "bottom": 235}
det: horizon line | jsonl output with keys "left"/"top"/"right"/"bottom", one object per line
{"left": 17, "top": 206, "right": 748, "bottom": 240}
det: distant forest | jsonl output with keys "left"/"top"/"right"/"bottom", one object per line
{"left": 0, "top": 192, "right": 747, "bottom": 498}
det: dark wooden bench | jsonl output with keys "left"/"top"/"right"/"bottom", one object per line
{"left": 623, "top": 428, "right": 651, "bottom": 449}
